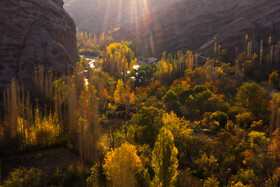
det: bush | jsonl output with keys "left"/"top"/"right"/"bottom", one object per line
{"left": 236, "top": 111, "right": 255, "bottom": 129}
{"left": 248, "top": 131, "right": 269, "bottom": 149}
{"left": 3, "top": 167, "right": 46, "bottom": 187}
{"left": 64, "top": 164, "right": 89, "bottom": 187}
{"left": 234, "top": 169, "right": 258, "bottom": 185}
{"left": 210, "top": 111, "right": 228, "bottom": 128}
{"left": 203, "top": 176, "right": 220, "bottom": 187}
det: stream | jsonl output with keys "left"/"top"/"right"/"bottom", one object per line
{"left": 80, "top": 55, "right": 97, "bottom": 69}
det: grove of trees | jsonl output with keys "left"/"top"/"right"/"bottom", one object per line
{"left": 1, "top": 34, "right": 280, "bottom": 187}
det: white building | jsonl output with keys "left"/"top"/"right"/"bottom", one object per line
{"left": 148, "top": 57, "right": 158, "bottom": 64}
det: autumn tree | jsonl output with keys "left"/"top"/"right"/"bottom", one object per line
{"left": 103, "top": 41, "right": 135, "bottom": 78}
{"left": 77, "top": 31, "right": 113, "bottom": 55}
{"left": 51, "top": 64, "right": 101, "bottom": 162}
{"left": 203, "top": 176, "right": 220, "bottom": 187}
{"left": 152, "top": 127, "right": 178, "bottom": 187}
{"left": 268, "top": 129, "right": 280, "bottom": 161}
{"left": 269, "top": 71, "right": 279, "bottom": 89}
{"left": 103, "top": 142, "right": 142, "bottom": 187}
{"left": 162, "top": 111, "right": 192, "bottom": 140}
{"left": 270, "top": 93, "right": 280, "bottom": 135}
{"left": 114, "top": 79, "right": 125, "bottom": 105}
{"left": 154, "top": 51, "right": 189, "bottom": 84}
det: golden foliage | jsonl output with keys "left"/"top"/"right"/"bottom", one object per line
{"left": 103, "top": 142, "right": 142, "bottom": 187}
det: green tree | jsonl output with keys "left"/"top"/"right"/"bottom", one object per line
{"left": 236, "top": 82, "right": 268, "bottom": 117}
{"left": 162, "top": 90, "right": 180, "bottom": 113}
{"left": 184, "top": 85, "right": 222, "bottom": 119}
{"left": 152, "top": 127, "right": 178, "bottom": 187}
{"left": 132, "top": 106, "right": 164, "bottom": 146}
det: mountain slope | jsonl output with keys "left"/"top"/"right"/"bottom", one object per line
{"left": 65, "top": 0, "right": 280, "bottom": 57}
{"left": 64, "top": 0, "right": 181, "bottom": 35}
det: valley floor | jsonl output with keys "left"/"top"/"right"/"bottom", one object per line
{"left": 1, "top": 147, "right": 82, "bottom": 180}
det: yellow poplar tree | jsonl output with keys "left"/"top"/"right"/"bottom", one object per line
{"left": 114, "top": 79, "right": 124, "bottom": 105}
{"left": 103, "top": 142, "right": 142, "bottom": 187}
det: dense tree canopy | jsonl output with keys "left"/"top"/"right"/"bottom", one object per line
{"left": 2, "top": 35, "right": 280, "bottom": 187}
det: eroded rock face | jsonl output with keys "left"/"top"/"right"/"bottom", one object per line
{"left": 0, "top": 0, "right": 77, "bottom": 87}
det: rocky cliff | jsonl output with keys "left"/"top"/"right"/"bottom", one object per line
{"left": 0, "top": 0, "right": 77, "bottom": 87}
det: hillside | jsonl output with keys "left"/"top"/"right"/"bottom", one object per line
{"left": 65, "top": 0, "right": 280, "bottom": 57}
{"left": 64, "top": 0, "right": 181, "bottom": 35}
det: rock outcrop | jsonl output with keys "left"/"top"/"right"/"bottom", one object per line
{"left": 0, "top": 0, "right": 77, "bottom": 87}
